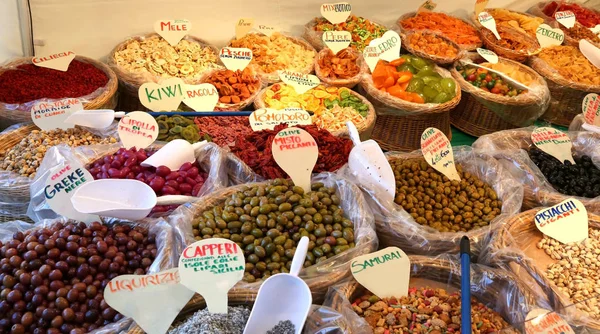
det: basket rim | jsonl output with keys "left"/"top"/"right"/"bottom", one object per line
{"left": 530, "top": 49, "right": 600, "bottom": 92}
{"left": 401, "top": 30, "right": 464, "bottom": 65}
{"left": 314, "top": 48, "right": 366, "bottom": 88}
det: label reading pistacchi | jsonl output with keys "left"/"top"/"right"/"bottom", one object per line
{"left": 351, "top": 247, "right": 410, "bottom": 298}
{"left": 154, "top": 19, "right": 191, "bottom": 46}
{"left": 421, "top": 128, "right": 461, "bottom": 181}
{"left": 531, "top": 127, "right": 575, "bottom": 164}
{"left": 320, "top": 2, "right": 352, "bottom": 24}
{"left": 32, "top": 51, "right": 76, "bottom": 72}
{"left": 534, "top": 198, "right": 588, "bottom": 244}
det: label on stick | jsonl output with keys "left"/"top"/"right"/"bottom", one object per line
{"left": 478, "top": 12, "right": 501, "bottom": 40}
{"left": 417, "top": 0, "right": 437, "bottom": 13}
{"left": 421, "top": 128, "right": 461, "bottom": 181}
{"left": 474, "top": 0, "right": 489, "bottom": 16}
{"left": 555, "top": 11, "right": 576, "bottom": 29}
{"left": 182, "top": 83, "right": 219, "bottom": 111}
{"left": 32, "top": 51, "right": 76, "bottom": 72}
{"left": 219, "top": 47, "right": 252, "bottom": 71}
{"left": 322, "top": 31, "right": 352, "bottom": 54}
{"left": 525, "top": 309, "right": 575, "bottom": 334}
{"left": 320, "top": 2, "right": 352, "bottom": 24}
{"left": 531, "top": 127, "right": 575, "bottom": 164}
{"left": 272, "top": 127, "right": 318, "bottom": 193}
{"left": 236, "top": 18, "right": 255, "bottom": 39}
{"left": 534, "top": 198, "right": 588, "bottom": 244}
{"left": 536, "top": 24, "right": 564, "bottom": 48}
{"left": 367, "top": 30, "right": 401, "bottom": 62}
{"left": 30, "top": 98, "right": 81, "bottom": 131}
{"left": 351, "top": 247, "right": 410, "bottom": 298}
{"left": 249, "top": 108, "right": 312, "bottom": 131}
{"left": 476, "top": 48, "right": 499, "bottom": 64}
{"left": 154, "top": 19, "right": 191, "bottom": 46}
{"left": 279, "top": 70, "right": 320, "bottom": 94}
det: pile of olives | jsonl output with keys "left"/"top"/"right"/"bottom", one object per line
{"left": 398, "top": 55, "right": 457, "bottom": 104}
{"left": 191, "top": 179, "right": 356, "bottom": 282}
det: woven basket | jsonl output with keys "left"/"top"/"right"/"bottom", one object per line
{"left": 327, "top": 256, "right": 530, "bottom": 333}
{"left": 528, "top": 1, "right": 600, "bottom": 28}
{"left": 314, "top": 48, "right": 367, "bottom": 89}
{"left": 0, "top": 56, "right": 118, "bottom": 126}
{"left": 198, "top": 67, "right": 263, "bottom": 111}
{"left": 396, "top": 11, "right": 482, "bottom": 51}
{"left": 401, "top": 30, "right": 464, "bottom": 66}
{"left": 303, "top": 17, "right": 387, "bottom": 52}
{"left": 253, "top": 84, "right": 376, "bottom": 140}
{"left": 530, "top": 55, "right": 600, "bottom": 127}
{"left": 552, "top": 20, "right": 600, "bottom": 49}
{"left": 108, "top": 33, "right": 221, "bottom": 112}
{"left": 490, "top": 209, "right": 600, "bottom": 330}
{"left": 478, "top": 25, "right": 541, "bottom": 63}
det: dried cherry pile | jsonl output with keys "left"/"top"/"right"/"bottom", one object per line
{"left": 529, "top": 147, "right": 600, "bottom": 198}
{"left": 229, "top": 124, "right": 352, "bottom": 179}
{"left": 0, "top": 222, "right": 158, "bottom": 334}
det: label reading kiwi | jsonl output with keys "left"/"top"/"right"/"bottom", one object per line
{"left": 420, "top": 128, "right": 461, "bottom": 181}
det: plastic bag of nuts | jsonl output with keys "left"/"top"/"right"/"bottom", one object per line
{"left": 0, "top": 215, "right": 181, "bottom": 334}
{"left": 473, "top": 127, "right": 600, "bottom": 214}
{"left": 26, "top": 141, "right": 228, "bottom": 223}
{"left": 166, "top": 173, "right": 377, "bottom": 304}
{"left": 341, "top": 146, "right": 523, "bottom": 257}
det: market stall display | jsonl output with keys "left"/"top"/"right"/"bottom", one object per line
{"left": 397, "top": 12, "right": 482, "bottom": 51}
{"left": 157, "top": 115, "right": 204, "bottom": 143}
{"left": 314, "top": 48, "right": 366, "bottom": 88}
{"left": 530, "top": 1, "right": 600, "bottom": 28}
{"left": 304, "top": 15, "right": 387, "bottom": 52}
{"left": 194, "top": 116, "right": 252, "bottom": 147}
{"left": 552, "top": 21, "right": 600, "bottom": 48}
{"left": 199, "top": 67, "right": 262, "bottom": 111}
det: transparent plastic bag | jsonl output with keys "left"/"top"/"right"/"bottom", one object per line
{"left": 321, "top": 254, "right": 548, "bottom": 334}
{"left": 166, "top": 172, "right": 378, "bottom": 303}
{"left": 340, "top": 146, "right": 523, "bottom": 258}
{"left": 570, "top": 114, "right": 600, "bottom": 134}
{"left": 27, "top": 142, "right": 228, "bottom": 222}
{"left": 472, "top": 126, "right": 600, "bottom": 213}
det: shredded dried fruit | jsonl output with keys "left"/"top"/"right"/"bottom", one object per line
{"left": 407, "top": 32, "right": 459, "bottom": 58}
{"left": 317, "top": 49, "right": 361, "bottom": 79}
{"left": 399, "top": 12, "right": 481, "bottom": 48}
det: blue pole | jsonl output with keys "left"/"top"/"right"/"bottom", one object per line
{"left": 460, "top": 236, "right": 471, "bottom": 334}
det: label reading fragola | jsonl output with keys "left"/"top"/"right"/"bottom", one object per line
{"left": 476, "top": 48, "right": 499, "bottom": 64}
{"left": 104, "top": 268, "right": 194, "bottom": 334}
{"left": 30, "top": 98, "right": 81, "bottom": 131}
{"left": 236, "top": 18, "right": 255, "bottom": 39}
{"left": 534, "top": 198, "right": 588, "bottom": 244}
{"left": 249, "top": 108, "right": 312, "bottom": 131}
{"left": 32, "top": 51, "right": 76, "bottom": 72}
{"left": 179, "top": 239, "right": 244, "bottom": 314}
{"left": 583, "top": 93, "right": 600, "bottom": 126}
{"left": 417, "top": 0, "right": 437, "bottom": 13}
{"left": 536, "top": 24, "right": 565, "bottom": 48}
{"left": 322, "top": 31, "right": 352, "bottom": 54}
{"left": 351, "top": 247, "right": 410, "bottom": 298}
{"left": 272, "top": 127, "right": 318, "bottom": 193}
{"left": 154, "top": 19, "right": 191, "bottom": 46}
{"left": 525, "top": 309, "right": 575, "bottom": 334}
{"left": 139, "top": 78, "right": 185, "bottom": 111}
{"left": 531, "top": 127, "right": 575, "bottom": 164}
{"left": 320, "top": 2, "right": 352, "bottom": 24}
{"left": 118, "top": 111, "right": 159, "bottom": 149}
{"left": 219, "top": 47, "right": 252, "bottom": 71}
{"left": 368, "top": 30, "right": 402, "bottom": 62}
{"left": 182, "top": 83, "right": 219, "bottom": 111}
{"left": 474, "top": 0, "right": 489, "bottom": 16}
{"left": 421, "top": 128, "right": 460, "bottom": 181}
{"left": 363, "top": 46, "right": 381, "bottom": 73}
{"left": 279, "top": 71, "right": 320, "bottom": 94}
{"left": 555, "top": 11, "right": 576, "bottom": 29}
{"left": 478, "top": 12, "right": 501, "bottom": 40}
{"left": 44, "top": 161, "right": 98, "bottom": 223}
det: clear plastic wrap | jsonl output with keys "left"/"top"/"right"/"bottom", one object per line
{"left": 340, "top": 146, "right": 523, "bottom": 258}
{"left": 472, "top": 127, "right": 600, "bottom": 213}
{"left": 321, "top": 254, "right": 548, "bottom": 333}
{"left": 0, "top": 56, "right": 118, "bottom": 125}
{"left": 26, "top": 141, "right": 228, "bottom": 222}
{"left": 166, "top": 172, "right": 378, "bottom": 303}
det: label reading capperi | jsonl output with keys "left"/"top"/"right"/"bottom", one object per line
{"left": 351, "top": 247, "right": 410, "bottom": 298}
{"left": 555, "top": 11, "right": 576, "bottom": 29}
{"left": 320, "top": 2, "right": 352, "bottom": 24}
{"left": 219, "top": 47, "right": 252, "bottom": 71}
{"left": 367, "top": 30, "right": 401, "bottom": 62}
{"left": 272, "top": 127, "right": 318, "bottom": 193}
{"left": 478, "top": 12, "right": 501, "bottom": 40}
{"left": 249, "top": 108, "right": 312, "bottom": 131}
{"left": 45, "top": 160, "right": 99, "bottom": 223}
{"left": 279, "top": 70, "right": 320, "bottom": 94}
{"left": 421, "top": 128, "right": 461, "bottom": 181}
{"left": 583, "top": 93, "right": 600, "bottom": 126}
{"left": 536, "top": 24, "right": 565, "bottom": 48}
{"left": 104, "top": 268, "right": 195, "bottom": 334}
{"left": 138, "top": 77, "right": 185, "bottom": 111}
{"left": 477, "top": 48, "right": 499, "bottom": 64}
{"left": 32, "top": 51, "right": 76, "bottom": 72}
{"left": 118, "top": 111, "right": 159, "bottom": 149}
{"left": 525, "top": 309, "right": 575, "bottom": 334}
{"left": 179, "top": 238, "right": 245, "bottom": 314}
{"left": 322, "top": 31, "right": 352, "bottom": 54}
{"left": 236, "top": 18, "right": 255, "bottom": 39}
{"left": 182, "top": 83, "right": 219, "bottom": 111}
{"left": 534, "top": 198, "right": 588, "bottom": 244}
{"left": 154, "top": 19, "right": 191, "bottom": 46}
{"left": 30, "top": 98, "right": 81, "bottom": 131}
{"left": 531, "top": 127, "right": 575, "bottom": 164}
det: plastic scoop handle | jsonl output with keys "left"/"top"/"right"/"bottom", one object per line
{"left": 290, "top": 237, "right": 309, "bottom": 277}
{"left": 459, "top": 60, "right": 529, "bottom": 90}
{"left": 346, "top": 121, "right": 361, "bottom": 146}
{"left": 155, "top": 195, "right": 198, "bottom": 206}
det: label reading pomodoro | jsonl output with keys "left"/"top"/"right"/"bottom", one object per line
{"left": 535, "top": 198, "right": 588, "bottom": 244}
{"left": 249, "top": 108, "right": 312, "bottom": 131}
{"left": 30, "top": 98, "right": 81, "bottom": 131}
{"left": 531, "top": 127, "right": 575, "bottom": 164}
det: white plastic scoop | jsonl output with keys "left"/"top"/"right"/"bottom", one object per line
{"left": 580, "top": 39, "right": 600, "bottom": 70}
{"left": 243, "top": 236, "right": 311, "bottom": 334}
{"left": 64, "top": 109, "right": 125, "bottom": 129}
{"left": 141, "top": 139, "right": 206, "bottom": 171}
{"left": 70, "top": 179, "right": 197, "bottom": 220}
{"left": 346, "top": 121, "right": 395, "bottom": 204}
{"left": 459, "top": 59, "right": 530, "bottom": 91}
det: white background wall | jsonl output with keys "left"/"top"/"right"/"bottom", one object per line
{"left": 1, "top": 0, "right": 599, "bottom": 63}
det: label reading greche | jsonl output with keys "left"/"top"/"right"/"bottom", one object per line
{"left": 30, "top": 98, "right": 81, "bottom": 131}
{"left": 555, "top": 11, "right": 576, "bottom": 29}
{"left": 421, "top": 128, "right": 461, "bottom": 181}
{"left": 219, "top": 47, "right": 253, "bottom": 71}
{"left": 476, "top": 48, "right": 499, "bottom": 64}
{"left": 531, "top": 127, "right": 575, "bottom": 164}
{"left": 367, "top": 30, "right": 402, "bottom": 62}
{"left": 182, "top": 83, "right": 219, "bottom": 111}
{"left": 179, "top": 239, "right": 245, "bottom": 314}
{"left": 536, "top": 24, "right": 565, "bottom": 48}
{"left": 236, "top": 18, "right": 255, "bottom": 39}
{"left": 249, "top": 108, "right": 312, "bottom": 131}
{"left": 138, "top": 77, "right": 185, "bottom": 112}
{"left": 279, "top": 71, "right": 320, "bottom": 94}
{"left": 272, "top": 127, "right": 318, "bottom": 193}
{"left": 322, "top": 31, "right": 352, "bottom": 54}
{"left": 32, "top": 51, "right": 76, "bottom": 72}
{"left": 154, "top": 19, "right": 191, "bottom": 46}
{"left": 118, "top": 111, "right": 159, "bottom": 149}
{"left": 478, "top": 12, "right": 501, "bottom": 40}
{"left": 320, "top": 2, "right": 352, "bottom": 24}
{"left": 104, "top": 268, "right": 195, "bottom": 334}
{"left": 583, "top": 93, "right": 600, "bottom": 126}
{"left": 351, "top": 247, "right": 410, "bottom": 298}
{"left": 525, "top": 309, "right": 575, "bottom": 334}
{"left": 535, "top": 198, "right": 588, "bottom": 244}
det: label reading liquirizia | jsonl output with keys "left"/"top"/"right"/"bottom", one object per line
{"left": 104, "top": 268, "right": 194, "bottom": 334}
{"left": 322, "top": 31, "right": 352, "bottom": 54}
{"left": 531, "top": 127, "right": 575, "bottom": 164}
{"left": 279, "top": 70, "right": 320, "bottom": 94}
{"left": 219, "top": 47, "right": 252, "bottom": 71}
{"left": 476, "top": 48, "right": 499, "bottom": 64}
{"left": 478, "top": 12, "right": 501, "bottom": 40}
{"left": 525, "top": 309, "right": 576, "bottom": 334}
{"left": 138, "top": 77, "right": 185, "bottom": 111}
{"left": 583, "top": 93, "right": 600, "bottom": 126}
{"left": 272, "top": 127, "right": 318, "bottom": 193}
{"left": 45, "top": 160, "right": 99, "bottom": 223}
{"left": 30, "top": 98, "right": 82, "bottom": 131}
{"left": 351, "top": 247, "right": 410, "bottom": 298}
{"left": 555, "top": 11, "right": 576, "bottom": 29}
{"left": 320, "top": 2, "right": 352, "bottom": 24}
{"left": 534, "top": 198, "right": 588, "bottom": 244}
{"left": 32, "top": 51, "right": 76, "bottom": 72}
{"left": 236, "top": 18, "right": 255, "bottom": 39}
{"left": 154, "top": 19, "right": 191, "bottom": 46}
{"left": 249, "top": 108, "right": 312, "bottom": 131}
{"left": 367, "top": 30, "right": 401, "bottom": 62}
{"left": 420, "top": 128, "right": 461, "bottom": 181}
{"left": 118, "top": 111, "right": 159, "bottom": 149}
{"left": 179, "top": 239, "right": 245, "bottom": 314}
{"left": 182, "top": 83, "right": 219, "bottom": 111}
{"left": 536, "top": 24, "right": 565, "bottom": 48}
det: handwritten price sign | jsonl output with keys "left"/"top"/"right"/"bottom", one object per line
{"left": 421, "top": 128, "right": 460, "bottom": 181}
{"left": 531, "top": 127, "right": 575, "bottom": 164}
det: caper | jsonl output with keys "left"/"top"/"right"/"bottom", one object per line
{"left": 254, "top": 246, "right": 266, "bottom": 258}
{"left": 248, "top": 254, "right": 259, "bottom": 264}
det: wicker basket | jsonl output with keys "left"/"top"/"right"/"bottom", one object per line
{"left": 197, "top": 67, "right": 263, "bottom": 111}
{"left": 253, "top": 84, "right": 376, "bottom": 140}
{"left": 528, "top": 1, "right": 600, "bottom": 28}
{"left": 326, "top": 256, "right": 533, "bottom": 333}
{"left": 314, "top": 48, "right": 366, "bottom": 89}
{"left": 0, "top": 56, "right": 118, "bottom": 126}
{"left": 401, "top": 30, "right": 464, "bottom": 66}
{"left": 108, "top": 33, "right": 221, "bottom": 112}
{"left": 396, "top": 11, "right": 482, "bottom": 51}
{"left": 303, "top": 17, "right": 387, "bottom": 52}
{"left": 552, "top": 20, "right": 600, "bottom": 49}
{"left": 478, "top": 25, "right": 541, "bottom": 63}
{"left": 490, "top": 209, "right": 600, "bottom": 330}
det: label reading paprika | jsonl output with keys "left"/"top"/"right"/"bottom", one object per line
{"left": 417, "top": 0, "right": 437, "bottom": 13}
{"left": 32, "top": 51, "right": 76, "bottom": 72}
{"left": 534, "top": 198, "right": 588, "bottom": 244}
{"left": 236, "top": 18, "right": 255, "bottom": 39}
{"left": 583, "top": 93, "right": 600, "bottom": 126}
{"left": 322, "top": 31, "right": 352, "bottom": 54}
{"left": 474, "top": 0, "right": 489, "bottom": 16}
{"left": 104, "top": 268, "right": 194, "bottom": 334}
{"left": 44, "top": 160, "right": 99, "bottom": 223}
{"left": 153, "top": 19, "right": 191, "bottom": 46}
{"left": 182, "top": 83, "right": 219, "bottom": 111}
{"left": 531, "top": 127, "right": 575, "bottom": 164}
{"left": 30, "top": 98, "right": 82, "bottom": 131}
{"left": 138, "top": 78, "right": 185, "bottom": 111}
{"left": 476, "top": 48, "right": 499, "bottom": 64}
{"left": 272, "top": 127, "right": 318, "bottom": 193}
{"left": 249, "top": 108, "right": 312, "bottom": 131}
{"left": 536, "top": 24, "right": 565, "bottom": 48}
{"left": 219, "top": 47, "right": 253, "bottom": 71}
{"left": 555, "top": 11, "right": 576, "bottom": 29}
{"left": 118, "top": 111, "right": 159, "bottom": 149}
{"left": 525, "top": 309, "right": 575, "bottom": 334}
{"left": 420, "top": 127, "right": 461, "bottom": 181}
{"left": 179, "top": 239, "right": 245, "bottom": 314}
{"left": 320, "top": 2, "right": 352, "bottom": 24}
{"left": 367, "top": 30, "right": 402, "bottom": 62}
{"left": 478, "top": 12, "right": 501, "bottom": 40}
{"left": 351, "top": 247, "right": 410, "bottom": 298}
{"left": 279, "top": 70, "right": 320, "bottom": 94}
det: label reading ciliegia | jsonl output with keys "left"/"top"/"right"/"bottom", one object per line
{"left": 279, "top": 70, "right": 320, "bottom": 94}
{"left": 555, "top": 11, "right": 576, "bottom": 29}
{"left": 531, "top": 127, "right": 575, "bottom": 164}
{"left": 536, "top": 24, "right": 564, "bottom": 48}
{"left": 320, "top": 2, "right": 352, "bottom": 24}
{"left": 478, "top": 12, "right": 501, "bottom": 40}
{"left": 32, "top": 51, "right": 76, "bottom": 72}
{"left": 322, "top": 31, "right": 352, "bottom": 54}
{"left": 477, "top": 48, "right": 499, "bottom": 64}
{"left": 31, "top": 98, "right": 81, "bottom": 131}
{"left": 583, "top": 93, "right": 600, "bottom": 126}
{"left": 421, "top": 127, "right": 460, "bottom": 181}
{"left": 154, "top": 19, "right": 191, "bottom": 46}
{"left": 219, "top": 47, "right": 252, "bottom": 71}
{"left": 534, "top": 198, "right": 588, "bottom": 244}
{"left": 249, "top": 108, "right": 312, "bottom": 131}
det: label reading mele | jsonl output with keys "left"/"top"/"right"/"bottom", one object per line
{"left": 219, "top": 47, "right": 253, "bottom": 71}
{"left": 118, "top": 111, "right": 159, "bottom": 149}
{"left": 154, "top": 19, "right": 191, "bottom": 46}
{"left": 32, "top": 51, "right": 76, "bottom": 72}
{"left": 525, "top": 309, "right": 575, "bottom": 334}
{"left": 271, "top": 127, "right": 318, "bottom": 193}
{"left": 279, "top": 70, "right": 320, "bottom": 94}
{"left": 104, "top": 268, "right": 195, "bottom": 334}
{"left": 236, "top": 18, "right": 255, "bottom": 39}
{"left": 320, "top": 2, "right": 352, "bottom": 24}
{"left": 555, "top": 11, "right": 576, "bottom": 29}
{"left": 182, "top": 83, "right": 219, "bottom": 110}
{"left": 531, "top": 127, "right": 575, "bottom": 164}
{"left": 179, "top": 239, "right": 245, "bottom": 314}
{"left": 322, "top": 31, "right": 352, "bottom": 54}
{"left": 536, "top": 24, "right": 565, "bottom": 48}
{"left": 476, "top": 48, "right": 499, "bottom": 64}
{"left": 30, "top": 98, "right": 82, "bottom": 131}
{"left": 249, "top": 108, "right": 312, "bottom": 131}
{"left": 478, "top": 12, "right": 501, "bottom": 40}
{"left": 138, "top": 77, "right": 185, "bottom": 111}
{"left": 583, "top": 93, "right": 600, "bottom": 126}
{"left": 535, "top": 198, "right": 588, "bottom": 244}
{"left": 367, "top": 30, "right": 401, "bottom": 62}
{"left": 351, "top": 247, "right": 410, "bottom": 298}
{"left": 421, "top": 127, "right": 461, "bottom": 181}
